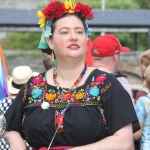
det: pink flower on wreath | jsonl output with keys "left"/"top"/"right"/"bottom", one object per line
{"left": 32, "top": 76, "right": 43, "bottom": 84}
{"left": 96, "top": 75, "right": 106, "bottom": 82}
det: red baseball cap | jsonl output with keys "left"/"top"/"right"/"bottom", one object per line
{"left": 92, "top": 34, "right": 130, "bottom": 57}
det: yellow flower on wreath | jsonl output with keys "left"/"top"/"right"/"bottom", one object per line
{"left": 37, "top": 11, "right": 46, "bottom": 28}
{"left": 45, "top": 93, "right": 57, "bottom": 101}
{"left": 64, "top": 0, "right": 76, "bottom": 13}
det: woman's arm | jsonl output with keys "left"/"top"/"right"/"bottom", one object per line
{"left": 71, "top": 124, "right": 133, "bottom": 150}
{"left": 3, "top": 131, "right": 27, "bottom": 150}
{"left": 134, "top": 121, "right": 143, "bottom": 141}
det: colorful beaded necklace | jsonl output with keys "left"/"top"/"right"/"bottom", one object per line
{"left": 53, "top": 64, "right": 87, "bottom": 92}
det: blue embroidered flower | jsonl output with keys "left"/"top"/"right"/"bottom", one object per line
{"left": 43, "top": 77, "right": 46, "bottom": 81}
{"left": 92, "top": 76, "right": 95, "bottom": 82}
{"left": 31, "top": 88, "right": 42, "bottom": 98}
{"left": 89, "top": 86, "right": 100, "bottom": 96}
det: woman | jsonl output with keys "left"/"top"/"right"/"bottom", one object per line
{"left": 134, "top": 65, "right": 150, "bottom": 150}
{"left": 3, "top": 0, "right": 139, "bottom": 149}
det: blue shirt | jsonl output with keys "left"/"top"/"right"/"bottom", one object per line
{"left": 135, "top": 93, "right": 150, "bottom": 150}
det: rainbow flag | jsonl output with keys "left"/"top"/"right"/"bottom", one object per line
{"left": 0, "top": 45, "right": 8, "bottom": 100}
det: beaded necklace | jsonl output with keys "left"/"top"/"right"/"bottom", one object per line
{"left": 47, "top": 64, "right": 87, "bottom": 149}
{"left": 53, "top": 64, "right": 87, "bottom": 93}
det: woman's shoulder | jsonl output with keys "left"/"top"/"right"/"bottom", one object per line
{"left": 27, "top": 71, "right": 47, "bottom": 83}
{"left": 84, "top": 67, "right": 116, "bottom": 87}
{"left": 87, "top": 67, "right": 115, "bottom": 80}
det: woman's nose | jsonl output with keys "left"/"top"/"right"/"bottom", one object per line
{"left": 69, "top": 30, "right": 78, "bottom": 41}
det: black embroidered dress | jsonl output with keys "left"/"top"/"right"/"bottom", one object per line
{"left": 5, "top": 69, "right": 140, "bottom": 148}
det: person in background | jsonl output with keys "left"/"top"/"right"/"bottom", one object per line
{"left": 3, "top": 0, "right": 139, "bottom": 149}
{"left": 0, "top": 66, "right": 38, "bottom": 150}
{"left": 92, "top": 34, "right": 135, "bottom": 104}
{"left": 134, "top": 64, "right": 150, "bottom": 150}
{"left": 42, "top": 47, "right": 54, "bottom": 70}
{"left": 134, "top": 49, "right": 150, "bottom": 104}
{"left": 85, "top": 37, "right": 93, "bottom": 67}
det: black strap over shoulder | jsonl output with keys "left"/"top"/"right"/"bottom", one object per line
{"left": 114, "top": 73, "right": 126, "bottom": 78}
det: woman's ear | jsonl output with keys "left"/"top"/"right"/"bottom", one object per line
{"left": 47, "top": 38, "right": 53, "bottom": 50}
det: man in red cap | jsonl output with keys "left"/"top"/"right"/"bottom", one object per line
{"left": 92, "top": 34, "right": 134, "bottom": 104}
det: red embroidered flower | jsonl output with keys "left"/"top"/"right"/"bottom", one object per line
{"left": 40, "top": 82, "right": 46, "bottom": 87}
{"left": 90, "top": 81, "right": 96, "bottom": 86}
{"left": 64, "top": 92, "right": 72, "bottom": 101}
{"left": 96, "top": 75, "right": 106, "bottom": 82}
{"left": 32, "top": 76, "right": 43, "bottom": 84}
{"left": 55, "top": 3, "right": 66, "bottom": 18}
{"left": 56, "top": 115, "right": 63, "bottom": 126}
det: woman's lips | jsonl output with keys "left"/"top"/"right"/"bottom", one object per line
{"left": 67, "top": 44, "right": 80, "bottom": 50}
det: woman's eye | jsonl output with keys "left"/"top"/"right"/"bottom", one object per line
{"left": 61, "top": 31, "right": 68, "bottom": 34}
{"left": 76, "top": 31, "right": 83, "bottom": 34}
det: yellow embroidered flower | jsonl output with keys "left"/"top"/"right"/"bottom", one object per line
{"left": 45, "top": 93, "right": 57, "bottom": 101}
{"left": 75, "top": 92, "right": 85, "bottom": 100}
{"left": 37, "top": 11, "right": 46, "bottom": 28}
{"left": 64, "top": 0, "right": 76, "bottom": 13}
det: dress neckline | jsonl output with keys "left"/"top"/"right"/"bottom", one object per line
{"left": 44, "top": 68, "right": 97, "bottom": 90}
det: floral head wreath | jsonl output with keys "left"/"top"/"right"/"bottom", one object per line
{"left": 37, "top": 0, "right": 94, "bottom": 49}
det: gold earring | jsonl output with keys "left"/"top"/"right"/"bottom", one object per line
{"left": 51, "top": 51, "right": 54, "bottom": 62}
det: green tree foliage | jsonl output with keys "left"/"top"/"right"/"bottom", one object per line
{"left": 133, "top": 0, "right": 150, "bottom": 9}
{"left": 1, "top": 32, "right": 41, "bottom": 50}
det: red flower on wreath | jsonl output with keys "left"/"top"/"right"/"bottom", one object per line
{"left": 55, "top": 3, "right": 66, "bottom": 18}
{"left": 74, "top": 2, "right": 83, "bottom": 13}
{"left": 82, "top": 5, "right": 93, "bottom": 19}
{"left": 42, "top": 1, "right": 57, "bottom": 20}
{"left": 74, "top": 2, "right": 94, "bottom": 20}
{"left": 42, "top": 0, "right": 66, "bottom": 20}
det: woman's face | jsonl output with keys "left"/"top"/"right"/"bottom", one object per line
{"left": 48, "top": 16, "right": 87, "bottom": 60}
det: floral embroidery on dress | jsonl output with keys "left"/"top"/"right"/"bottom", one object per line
{"left": 55, "top": 110, "right": 64, "bottom": 132}
{"left": 31, "top": 88, "right": 42, "bottom": 98}
{"left": 23, "top": 72, "right": 111, "bottom": 133}
{"left": 45, "top": 90, "right": 57, "bottom": 101}
{"left": 24, "top": 73, "right": 111, "bottom": 109}
{"left": 75, "top": 89, "right": 85, "bottom": 100}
